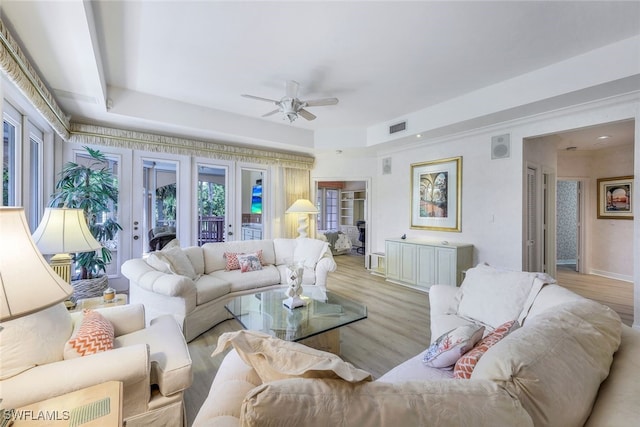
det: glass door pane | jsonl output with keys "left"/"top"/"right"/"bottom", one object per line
{"left": 197, "top": 165, "right": 227, "bottom": 244}
{"left": 143, "top": 160, "right": 178, "bottom": 253}
{"left": 241, "top": 168, "right": 264, "bottom": 241}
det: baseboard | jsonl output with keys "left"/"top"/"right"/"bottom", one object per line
{"left": 589, "top": 269, "right": 633, "bottom": 283}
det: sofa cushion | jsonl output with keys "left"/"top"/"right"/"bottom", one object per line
{"left": 64, "top": 309, "right": 115, "bottom": 359}
{"left": 472, "top": 300, "right": 622, "bottom": 427}
{"left": 212, "top": 330, "right": 372, "bottom": 383}
{"left": 454, "top": 320, "right": 519, "bottom": 379}
{"left": 195, "top": 275, "right": 232, "bottom": 305}
{"left": 0, "top": 303, "right": 72, "bottom": 380}
{"left": 456, "top": 264, "right": 546, "bottom": 329}
{"left": 240, "top": 378, "right": 533, "bottom": 427}
{"left": 378, "top": 351, "right": 455, "bottom": 383}
{"left": 423, "top": 324, "right": 484, "bottom": 368}
{"left": 210, "top": 266, "right": 281, "bottom": 292}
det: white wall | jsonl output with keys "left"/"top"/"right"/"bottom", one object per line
{"left": 313, "top": 95, "right": 640, "bottom": 279}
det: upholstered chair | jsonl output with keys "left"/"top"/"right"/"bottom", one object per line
{"left": 0, "top": 302, "right": 192, "bottom": 426}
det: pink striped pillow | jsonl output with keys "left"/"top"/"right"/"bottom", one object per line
{"left": 453, "top": 320, "right": 519, "bottom": 379}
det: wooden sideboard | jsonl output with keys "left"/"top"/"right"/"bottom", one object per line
{"left": 385, "top": 238, "right": 473, "bottom": 290}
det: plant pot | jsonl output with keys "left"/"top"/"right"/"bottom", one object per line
{"left": 71, "top": 275, "right": 109, "bottom": 301}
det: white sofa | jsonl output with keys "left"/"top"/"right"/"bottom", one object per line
{"left": 192, "top": 264, "right": 640, "bottom": 426}
{"left": 121, "top": 238, "right": 336, "bottom": 342}
{"left": 0, "top": 303, "right": 193, "bottom": 426}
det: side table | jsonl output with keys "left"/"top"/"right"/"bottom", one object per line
{"left": 9, "top": 381, "right": 123, "bottom": 426}
{"left": 73, "top": 294, "right": 128, "bottom": 312}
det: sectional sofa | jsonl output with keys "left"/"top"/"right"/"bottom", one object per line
{"left": 121, "top": 238, "right": 336, "bottom": 342}
{"left": 192, "top": 264, "right": 640, "bottom": 426}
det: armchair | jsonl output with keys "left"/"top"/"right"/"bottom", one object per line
{"left": 0, "top": 302, "right": 192, "bottom": 426}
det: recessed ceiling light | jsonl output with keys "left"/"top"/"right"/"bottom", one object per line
{"left": 416, "top": 134, "right": 422, "bottom": 138}
{"left": 597, "top": 135, "right": 611, "bottom": 140}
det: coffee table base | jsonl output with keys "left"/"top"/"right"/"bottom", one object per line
{"left": 299, "top": 329, "right": 340, "bottom": 355}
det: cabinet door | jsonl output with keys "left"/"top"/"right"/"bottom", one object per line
{"left": 416, "top": 245, "right": 436, "bottom": 289}
{"left": 385, "top": 241, "right": 401, "bottom": 280}
{"left": 399, "top": 243, "right": 417, "bottom": 284}
{"left": 435, "top": 247, "right": 457, "bottom": 286}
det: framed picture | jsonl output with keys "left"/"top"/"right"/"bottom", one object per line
{"left": 410, "top": 156, "right": 462, "bottom": 231}
{"left": 597, "top": 176, "right": 633, "bottom": 220}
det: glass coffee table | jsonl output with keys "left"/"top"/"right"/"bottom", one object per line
{"left": 225, "top": 287, "right": 367, "bottom": 354}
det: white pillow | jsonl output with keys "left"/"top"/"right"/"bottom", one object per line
{"left": 293, "top": 238, "right": 329, "bottom": 268}
{"left": 0, "top": 303, "right": 72, "bottom": 380}
{"left": 456, "top": 264, "right": 544, "bottom": 329}
{"left": 423, "top": 324, "right": 485, "bottom": 368}
{"left": 146, "top": 240, "right": 197, "bottom": 280}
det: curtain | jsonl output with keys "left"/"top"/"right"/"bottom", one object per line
{"left": 283, "top": 168, "right": 313, "bottom": 238}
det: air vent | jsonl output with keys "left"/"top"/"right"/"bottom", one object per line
{"left": 389, "top": 121, "right": 407, "bottom": 134}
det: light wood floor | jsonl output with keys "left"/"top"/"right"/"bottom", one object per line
{"left": 184, "top": 254, "right": 635, "bottom": 425}
{"left": 555, "top": 265, "right": 634, "bottom": 327}
{"left": 184, "top": 253, "right": 429, "bottom": 425}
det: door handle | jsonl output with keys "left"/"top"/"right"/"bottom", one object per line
{"left": 133, "top": 235, "right": 139, "bottom": 240}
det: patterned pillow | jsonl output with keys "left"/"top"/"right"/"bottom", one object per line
{"left": 237, "top": 252, "right": 264, "bottom": 273}
{"left": 64, "top": 309, "right": 115, "bottom": 359}
{"left": 453, "top": 320, "right": 519, "bottom": 379}
{"left": 225, "top": 250, "right": 264, "bottom": 271}
{"left": 423, "top": 324, "right": 485, "bottom": 368}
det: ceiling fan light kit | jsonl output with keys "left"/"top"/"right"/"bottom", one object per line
{"left": 242, "top": 80, "right": 338, "bottom": 123}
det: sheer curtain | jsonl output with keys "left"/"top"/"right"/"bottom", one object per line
{"left": 283, "top": 168, "right": 313, "bottom": 238}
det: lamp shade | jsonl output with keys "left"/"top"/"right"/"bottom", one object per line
{"left": 285, "top": 199, "right": 319, "bottom": 214}
{"left": 32, "top": 208, "right": 102, "bottom": 254}
{"left": 0, "top": 207, "right": 73, "bottom": 321}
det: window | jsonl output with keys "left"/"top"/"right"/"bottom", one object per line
{"left": 2, "top": 108, "right": 19, "bottom": 206}
{"left": 317, "top": 188, "right": 338, "bottom": 231}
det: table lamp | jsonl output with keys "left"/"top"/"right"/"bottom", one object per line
{"left": 0, "top": 207, "right": 74, "bottom": 321}
{"left": 286, "top": 199, "right": 319, "bottom": 238}
{"left": 31, "top": 207, "right": 102, "bottom": 283}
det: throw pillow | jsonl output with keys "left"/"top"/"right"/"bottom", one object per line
{"left": 453, "top": 320, "right": 519, "bottom": 379}
{"left": 293, "top": 238, "right": 329, "bottom": 268}
{"left": 212, "top": 330, "right": 372, "bottom": 383}
{"left": 238, "top": 252, "right": 263, "bottom": 273}
{"left": 64, "top": 309, "right": 114, "bottom": 359}
{"left": 160, "top": 245, "right": 198, "bottom": 280}
{"left": 146, "top": 252, "right": 173, "bottom": 274}
{"left": 226, "top": 250, "right": 265, "bottom": 271}
{"left": 423, "top": 324, "right": 485, "bottom": 368}
{"left": 456, "top": 263, "right": 547, "bottom": 329}
{"left": 225, "top": 251, "right": 242, "bottom": 271}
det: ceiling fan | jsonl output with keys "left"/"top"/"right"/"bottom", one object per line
{"left": 242, "top": 80, "right": 338, "bottom": 123}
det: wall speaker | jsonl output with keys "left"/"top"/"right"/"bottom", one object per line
{"left": 491, "top": 134, "right": 511, "bottom": 160}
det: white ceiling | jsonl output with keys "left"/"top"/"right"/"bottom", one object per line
{"left": 1, "top": 1, "right": 639, "bottom": 153}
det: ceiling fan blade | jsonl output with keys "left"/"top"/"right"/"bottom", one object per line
{"left": 303, "top": 97, "right": 339, "bottom": 107}
{"left": 298, "top": 109, "right": 316, "bottom": 121}
{"left": 286, "top": 80, "right": 300, "bottom": 99}
{"left": 241, "top": 94, "right": 278, "bottom": 103}
{"left": 262, "top": 109, "right": 280, "bottom": 117}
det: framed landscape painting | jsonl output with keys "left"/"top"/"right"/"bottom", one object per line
{"left": 597, "top": 176, "right": 633, "bottom": 220}
{"left": 410, "top": 156, "right": 462, "bottom": 231}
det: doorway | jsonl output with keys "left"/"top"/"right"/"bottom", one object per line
{"left": 313, "top": 178, "right": 370, "bottom": 261}
{"left": 557, "top": 180, "right": 583, "bottom": 272}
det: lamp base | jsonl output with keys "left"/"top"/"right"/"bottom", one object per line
{"left": 49, "top": 253, "right": 72, "bottom": 283}
{"left": 297, "top": 215, "right": 308, "bottom": 239}
{"left": 283, "top": 296, "right": 307, "bottom": 310}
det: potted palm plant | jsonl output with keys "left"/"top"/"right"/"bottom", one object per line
{"left": 50, "top": 146, "right": 122, "bottom": 297}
